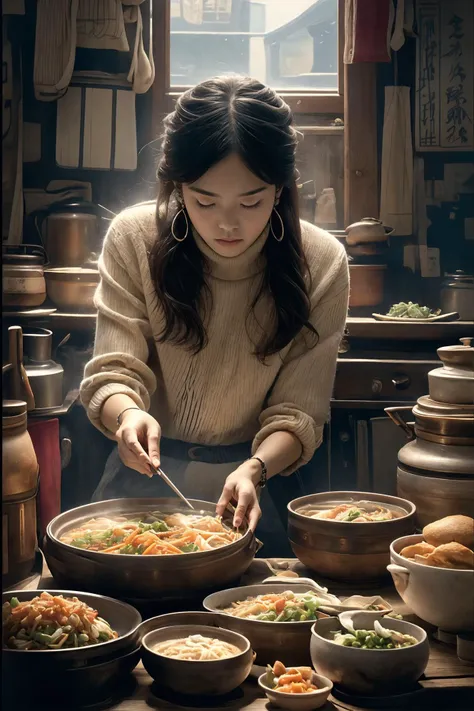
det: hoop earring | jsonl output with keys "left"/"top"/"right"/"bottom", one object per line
{"left": 270, "top": 207, "right": 284, "bottom": 242}
{"left": 171, "top": 208, "right": 189, "bottom": 242}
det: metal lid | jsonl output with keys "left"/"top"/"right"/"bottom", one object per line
{"left": 2, "top": 400, "right": 27, "bottom": 417}
{"left": 442, "top": 270, "right": 474, "bottom": 287}
{"left": 415, "top": 395, "right": 474, "bottom": 418}
{"left": 437, "top": 338, "right": 474, "bottom": 369}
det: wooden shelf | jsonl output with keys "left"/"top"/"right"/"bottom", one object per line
{"left": 346, "top": 317, "right": 474, "bottom": 340}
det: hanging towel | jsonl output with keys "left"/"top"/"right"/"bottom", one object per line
{"left": 56, "top": 73, "right": 137, "bottom": 170}
{"left": 380, "top": 86, "right": 413, "bottom": 236}
{"left": 344, "top": 0, "right": 392, "bottom": 63}
{"left": 33, "top": 0, "right": 78, "bottom": 101}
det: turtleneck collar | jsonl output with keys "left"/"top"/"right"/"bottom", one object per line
{"left": 192, "top": 225, "right": 269, "bottom": 281}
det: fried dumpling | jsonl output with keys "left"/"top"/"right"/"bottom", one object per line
{"left": 400, "top": 542, "right": 436, "bottom": 559}
{"left": 423, "top": 542, "right": 474, "bottom": 570}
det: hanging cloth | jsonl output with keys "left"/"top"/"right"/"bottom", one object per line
{"left": 33, "top": 0, "right": 78, "bottom": 102}
{"left": 34, "top": 0, "right": 153, "bottom": 100}
{"left": 380, "top": 86, "right": 413, "bottom": 236}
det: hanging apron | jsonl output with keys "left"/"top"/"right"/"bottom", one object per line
{"left": 93, "top": 437, "right": 307, "bottom": 558}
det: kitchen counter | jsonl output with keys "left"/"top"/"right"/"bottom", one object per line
{"left": 7, "top": 557, "right": 474, "bottom": 711}
{"left": 4, "top": 310, "right": 473, "bottom": 340}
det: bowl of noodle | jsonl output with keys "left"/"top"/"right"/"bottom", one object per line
{"left": 44, "top": 498, "right": 259, "bottom": 601}
{"left": 141, "top": 623, "right": 254, "bottom": 696}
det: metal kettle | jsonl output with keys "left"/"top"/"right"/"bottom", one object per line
{"left": 22, "top": 328, "right": 70, "bottom": 410}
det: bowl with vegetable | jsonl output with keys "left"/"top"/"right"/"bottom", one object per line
{"left": 258, "top": 660, "right": 333, "bottom": 710}
{"left": 45, "top": 498, "right": 258, "bottom": 601}
{"left": 203, "top": 583, "right": 335, "bottom": 666}
{"left": 288, "top": 492, "right": 416, "bottom": 582}
{"left": 310, "top": 611, "right": 429, "bottom": 695}
{"left": 2, "top": 590, "right": 142, "bottom": 703}
{"left": 141, "top": 623, "right": 254, "bottom": 696}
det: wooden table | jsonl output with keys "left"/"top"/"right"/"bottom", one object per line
{"left": 5, "top": 557, "right": 474, "bottom": 711}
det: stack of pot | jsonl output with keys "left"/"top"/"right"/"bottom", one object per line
{"left": 386, "top": 338, "right": 474, "bottom": 528}
{"left": 344, "top": 217, "right": 392, "bottom": 308}
{"left": 35, "top": 200, "right": 102, "bottom": 311}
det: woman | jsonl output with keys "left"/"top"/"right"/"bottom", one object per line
{"left": 80, "top": 75, "right": 349, "bottom": 556}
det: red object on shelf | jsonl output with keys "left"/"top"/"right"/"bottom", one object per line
{"left": 27, "top": 418, "right": 61, "bottom": 536}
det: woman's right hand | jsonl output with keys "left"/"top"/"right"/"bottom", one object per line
{"left": 116, "top": 409, "right": 161, "bottom": 477}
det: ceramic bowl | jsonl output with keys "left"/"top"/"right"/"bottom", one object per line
{"left": 310, "top": 612, "right": 429, "bottom": 695}
{"left": 258, "top": 670, "right": 333, "bottom": 710}
{"left": 389, "top": 534, "right": 474, "bottom": 632}
{"left": 141, "top": 623, "right": 254, "bottom": 696}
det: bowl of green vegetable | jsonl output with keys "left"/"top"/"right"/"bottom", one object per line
{"left": 203, "top": 584, "right": 333, "bottom": 666}
{"left": 310, "top": 611, "right": 429, "bottom": 695}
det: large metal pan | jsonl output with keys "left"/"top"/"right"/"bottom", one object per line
{"left": 45, "top": 498, "right": 258, "bottom": 601}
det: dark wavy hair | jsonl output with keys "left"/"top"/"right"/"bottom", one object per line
{"left": 150, "top": 75, "right": 316, "bottom": 361}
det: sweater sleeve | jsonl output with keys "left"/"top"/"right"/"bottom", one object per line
{"left": 80, "top": 220, "right": 157, "bottom": 439}
{"left": 252, "top": 251, "right": 349, "bottom": 474}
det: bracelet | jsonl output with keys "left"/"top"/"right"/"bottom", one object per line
{"left": 116, "top": 407, "right": 141, "bottom": 427}
{"left": 248, "top": 456, "right": 268, "bottom": 489}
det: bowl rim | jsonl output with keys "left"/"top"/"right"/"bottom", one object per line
{"left": 257, "top": 670, "right": 333, "bottom": 696}
{"left": 203, "top": 584, "right": 324, "bottom": 626}
{"left": 141, "top": 623, "right": 251, "bottom": 661}
{"left": 46, "top": 498, "right": 252, "bottom": 559}
{"left": 2, "top": 589, "right": 142, "bottom": 654}
{"left": 390, "top": 534, "right": 474, "bottom": 573}
{"left": 310, "top": 616, "right": 427, "bottom": 651}
{"left": 288, "top": 491, "right": 416, "bottom": 523}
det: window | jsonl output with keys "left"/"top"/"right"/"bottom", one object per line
{"left": 153, "top": 0, "right": 344, "bottom": 118}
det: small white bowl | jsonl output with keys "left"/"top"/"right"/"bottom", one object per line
{"left": 258, "top": 669, "right": 333, "bottom": 710}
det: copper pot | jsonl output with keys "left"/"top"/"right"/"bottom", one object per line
{"left": 349, "top": 265, "right": 386, "bottom": 307}
{"left": 287, "top": 491, "right": 416, "bottom": 582}
{"left": 2, "top": 400, "right": 39, "bottom": 585}
{"left": 44, "top": 268, "right": 99, "bottom": 311}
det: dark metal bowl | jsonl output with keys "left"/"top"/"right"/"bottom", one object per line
{"left": 3, "top": 645, "right": 141, "bottom": 706}
{"left": 203, "top": 583, "right": 326, "bottom": 666}
{"left": 2, "top": 589, "right": 142, "bottom": 668}
{"left": 288, "top": 492, "right": 416, "bottom": 582}
{"left": 45, "top": 498, "right": 258, "bottom": 601}
{"left": 141, "top": 623, "right": 254, "bottom": 696}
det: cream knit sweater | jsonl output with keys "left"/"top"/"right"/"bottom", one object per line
{"left": 80, "top": 202, "right": 349, "bottom": 473}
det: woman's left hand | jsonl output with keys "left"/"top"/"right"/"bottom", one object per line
{"left": 216, "top": 460, "right": 262, "bottom": 532}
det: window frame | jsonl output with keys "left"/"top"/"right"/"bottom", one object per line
{"left": 152, "top": 0, "right": 345, "bottom": 124}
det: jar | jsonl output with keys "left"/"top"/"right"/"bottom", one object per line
{"left": 440, "top": 271, "right": 474, "bottom": 320}
{"left": 2, "top": 400, "right": 39, "bottom": 585}
{"left": 386, "top": 397, "right": 474, "bottom": 528}
{"left": 2, "top": 245, "right": 47, "bottom": 308}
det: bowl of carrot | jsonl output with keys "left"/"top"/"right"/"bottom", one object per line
{"left": 258, "top": 660, "right": 333, "bottom": 710}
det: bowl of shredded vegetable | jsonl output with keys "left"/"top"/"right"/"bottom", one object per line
{"left": 45, "top": 498, "right": 258, "bottom": 601}
{"left": 203, "top": 583, "right": 333, "bottom": 666}
{"left": 2, "top": 590, "right": 141, "bottom": 663}
{"left": 2, "top": 590, "right": 142, "bottom": 703}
